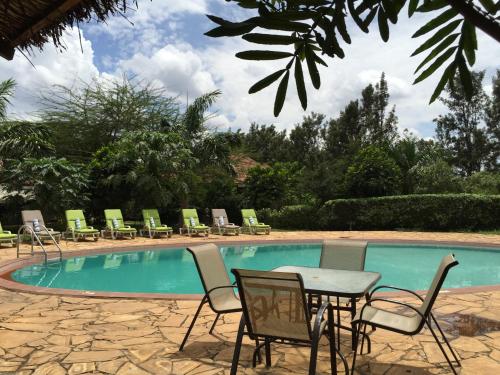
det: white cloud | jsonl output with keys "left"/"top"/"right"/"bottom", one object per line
{"left": 0, "top": 29, "right": 99, "bottom": 119}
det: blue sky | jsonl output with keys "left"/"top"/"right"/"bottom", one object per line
{"left": 1, "top": 0, "right": 499, "bottom": 139}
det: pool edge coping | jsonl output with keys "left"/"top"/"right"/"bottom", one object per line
{"left": 1, "top": 238, "right": 499, "bottom": 300}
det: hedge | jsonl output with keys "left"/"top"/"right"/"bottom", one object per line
{"left": 258, "top": 194, "right": 500, "bottom": 231}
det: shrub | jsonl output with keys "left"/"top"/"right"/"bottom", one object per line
{"left": 257, "top": 205, "right": 321, "bottom": 230}
{"left": 464, "top": 171, "right": 500, "bottom": 195}
{"left": 260, "top": 194, "right": 500, "bottom": 231}
{"left": 321, "top": 194, "right": 500, "bottom": 231}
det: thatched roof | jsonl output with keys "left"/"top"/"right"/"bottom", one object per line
{"left": 0, "top": 0, "right": 136, "bottom": 60}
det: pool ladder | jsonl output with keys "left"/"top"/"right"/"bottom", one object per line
{"left": 17, "top": 225, "right": 63, "bottom": 264}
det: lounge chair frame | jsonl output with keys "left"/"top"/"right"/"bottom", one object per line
{"left": 231, "top": 269, "right": 349, "bottom": 375}
{"left": 179, "top": 244, "right": 241, "bottom": 351}
{"left": 64, "top": 210, "right": 99, "bottom": 242}
{"left": 0, "top": 222, "right": 16, "bottom": 247}
{"left": 211, "top": 209, "right": 240, "bottom": 236}
{"left": 103, "top": 209, "right": 137, "bottom": 240}
{"left": 21, "top": 210, "right": 61, "bottom": 244}
{"left": 241, "top": 209, "right": 271, "bottom": 235}
{"left": 350, "top": 254, "right": 461, "bottom": 375}
{"left": 141, "top": 209, "right": 173, "bottom": 239}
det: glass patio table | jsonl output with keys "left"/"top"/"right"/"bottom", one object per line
{"left": 273, "top": 265, "right": 381, "bottom": 350}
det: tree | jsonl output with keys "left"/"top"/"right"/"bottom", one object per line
{"left": 0, "top": 121, "right": 54, "bottom": 160}
{"left": 463, "top": 171, "right": 500, "bottom": 194}
{"left": 242, "top": 123, "right": 290, "bottom": 162}
{"left": 0, "top": 157, "right": 89, "bottom": 221}
{"left": 411, "top": 159, "right": 462, "bottom": 193}
{"left": 344, "top": 146, "right": 401, "bottom": 197}
{"left": 289, "top": 112, "right": 325, "bottom": 165}
{"left": 0, "top": 79, "right": 15, "bottom": 121}
{"left": 40, "top": 76, "right": 180, "bottom": 161}
{"left": 206, "top": 0, "right": 499, "bottom": 116}
{"left": 323, "top": 100, "right": 363, "bottom": 157}
{"left": 485, "top": 69, "right": 500, "bottom": 171}
{"left": 435, "top": 71, "right": 492, "bottom": 176}
{"left": 89, "top": 131, "right": 196, "bottom": 214}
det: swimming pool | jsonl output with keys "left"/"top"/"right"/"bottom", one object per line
{"left": 10, "top": 243, "right": 500, "bottom": 294}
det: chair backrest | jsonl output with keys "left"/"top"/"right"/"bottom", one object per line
{"left": 212, "top": 209, "right": 229, "bottom": 226}
{"left": 21, "top": 210, "right": 46, "bottom": 229}
{"left": 187, "top": 244, "right": 237, "bottom": 312}
{"left": 232, "top": 268, "right": 312, "bottom": 341}
{"left": 0, "top": 222, "right": 4, "bottom": 232}
{"left": 182, "top": 209, "right": 200, "bottom": 227}
{"left": 320, "top": 240, "right": 368, "bottom": 271}
{"left": 142, "top": 209, "right": 161, "bottom": 227}
{"left": 419, "top": 253, "right": 459, "bottom": 317}
{"left": 65, "top": 210, "right": 88, "bottom": 230}
{"left": 241, "top": 209, "right": 258, "bottom": 226}
{"left": 104, "top": 209, "right": 125, "bottom": 229}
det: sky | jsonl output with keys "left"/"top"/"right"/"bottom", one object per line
{"left": 0, "top": 0, "right": 499, "bottom": 139}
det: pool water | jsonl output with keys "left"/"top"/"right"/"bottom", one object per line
{"left": 11, "top": 243, "right": 500, "bottom": 294}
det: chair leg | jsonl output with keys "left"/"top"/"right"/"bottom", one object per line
{"left": 350, "top": 321, "right": 362, "bottom": 375}
{"left": 430, "top": 314, "right": 461, "bottom": 366}
{"left": 264, "top": 338, "right": 271, "bottom": 367}
{"left": 425, "top": 320, "right": 459, "bottom": 375}
{"left": 209, "top": 313, "right": 220, "bottom": 334}
{"left": 336, "top": 297, "right": 341, "bottom": 350}
{"left": 179, "top": 296, "right": 207, "bottom": 351}
{"left": 230, "top": 316, "right": 246, "bottom": 375}
{"left": 309, "top": 334, "right": 320, "bottom": 375}
{"left": 328, "top": 307, "right": 339, "bottom": 375}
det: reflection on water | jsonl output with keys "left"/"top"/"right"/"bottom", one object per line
{"left": 441, "top": 313, "right": 500, "bottom": 337}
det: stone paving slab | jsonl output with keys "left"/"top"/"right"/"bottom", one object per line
{"left": 0, "top": 231, "right": 498, "bottom": 374}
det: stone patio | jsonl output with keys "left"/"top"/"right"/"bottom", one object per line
{"left": 0, "top": 231, "right": 499, "bottom": 374}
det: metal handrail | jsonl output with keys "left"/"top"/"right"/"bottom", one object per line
{"left": 17, "top": 224, "right": 62, "bottom": 264}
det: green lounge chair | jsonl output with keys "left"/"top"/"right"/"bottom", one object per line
{"left": 0, "top": 222, "right": 16, "bottom": 247}
{"left": 65, "top": 210, "right": 99, "bottom": 242}
{"left": 181, "top": 209, "right": 210, "bottom": 237}
{"left": 142, "top": 209, "right": 173, "bottom": 238}
{"left": 241, "top": 209, "right": 271, "bottom": 235}
{"left": 104, "top": 209, "right": 137, "bottom": 239}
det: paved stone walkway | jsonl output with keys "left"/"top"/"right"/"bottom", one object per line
{"left": 0, "top": 231, "right": 498, "bottom": 374}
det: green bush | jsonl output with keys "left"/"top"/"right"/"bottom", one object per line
{"left": 260, "top": 194, "right": 500, "bottom": 231}
{"left": 257, "top": 205, "right": 321, "bottom": 230}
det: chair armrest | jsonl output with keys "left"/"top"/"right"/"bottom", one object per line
{"left": 2, "top": 230, "right": 12, "bottom": 234}
{"left": 206, "top": 285, "right": 238, "bottom": 298}
{"left": 124, "top": 225, "right": 133, "bottom": 229}
{"left": 87, "top": 226, "right": 94, "bottom": 229}
{"left": 313, "top": 301, "right": 331, "bottom": 337}
{"left": 369, "top": 285, "right": 424, "bottom": 302}
{"left": 357, "top": 298, "right": 425, "bottom": 323}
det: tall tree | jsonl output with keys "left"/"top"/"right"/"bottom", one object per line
{"left": 40, "top": 76, "right": 180, "bottom": 161}
{"left": 435, "top": 71, "right": 492, "bottom": 176}
{"left": 243, "top": 123, "right": 290, "bottom": 162}
{"left": 485, "top": 70, "right": 500, "bottom": 171}
{"left": 289, "top": 112, "right": 325, "bottom": 165}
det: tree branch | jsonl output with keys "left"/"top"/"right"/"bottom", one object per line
{"left": 445, "top": 0, "right": 500, "bottom": 43}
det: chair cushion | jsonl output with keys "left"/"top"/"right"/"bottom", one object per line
{"left": 75, "top": 228, "right": 98, "bottom": 233}
{"left": 117, "top": 227, "right": 136, "bottom": 232}
{"left": 353, "top": 305, "right": 422, "bottom": 334}
{"left": 0, "top": 233, "right": 16, "bottom": 239}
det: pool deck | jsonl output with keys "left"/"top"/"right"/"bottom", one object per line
{"left": 0, "top": 231, "right": 499, "bottom": 374}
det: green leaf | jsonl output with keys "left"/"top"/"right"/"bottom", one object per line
{"left": 236, "top": 0, "right": 260, "bottom": 9}
{"left": 378, "top": 8, "right": 390, "bottom": 42}
{"left": 417, "top": 0, "right": 448, "bottom": 12}
{"left": 457, "top": 55, "right": 473, "bottom": 99}
{"left": 414, "top": 33, "right": 460, "bottom": 73}
{"left": 236, "top": 50, "right": 294, "bottom": 60}
{"left": 305, "top": 46, "right": 321, "bottom": 89}
{"left": 294, "top": 59, "right": 307, "bottom": 110}
{"left": 242, "top": 33, "right": 301, "bottom": 45}
{"left": 413, "top": 47, "right": 456, "bottom": 84}
{"left": 408, "top": 0, "right": 420, "bottom": 17}
{"left": 429, "top": 62, "right": 456, "bottom": 103}
{"left": 462, "top": 21, "right": 477, "bottom": 65}
{"left": 205, "top": 23, "right": 256, "bottom": 37}
{"left": 253, "top": 19, "right": 310, "bottom": 33}
{"left": 347, "top": 0, "right": 369, "bottom": 33}
{"left": 313, "top": 54, "right": 328, "bottom": 67}
{"left": 335, "top": 2, "right": 352, "bottom": 44}
{"left": 249, "top": 69, "right": 287, "bottom": 94}
{"left": 412, "top": 8, "right": 459, "bottom": 38}
{"left": 382, "top": 0, "right": 398, "bottom": 23}
{"left": 363, "top": 7, "right": 378, "bottom": 29}
{"left": 274, "top": 70, "right": 290, "bottom": 117}
{"left": 478, "top": 0, "right": 497, "bottom": 13}
{"left": 411, "top": 19, "right": 462, "bottom": 56}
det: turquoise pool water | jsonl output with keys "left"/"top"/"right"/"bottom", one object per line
{"left": 11, "top": 243, "right": 500, "bottom": 294}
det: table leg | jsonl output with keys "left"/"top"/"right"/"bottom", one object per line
{"left": 350, "top": 297, "right": 356, "bottom": 351}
